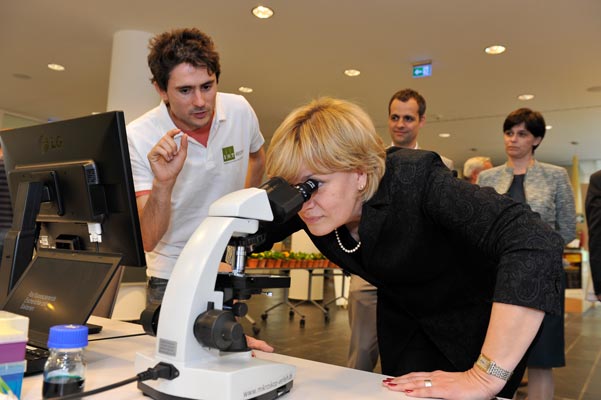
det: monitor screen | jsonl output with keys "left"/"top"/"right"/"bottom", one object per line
{"left": 1, "top": 249, "right": 122, "bottom": 348}
{"left": 0, "top": 111, "right": 145, "bottom": 299}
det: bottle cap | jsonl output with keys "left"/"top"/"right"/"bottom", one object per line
{"left": 47, "top": 324, "right": 88, "bottom": 349}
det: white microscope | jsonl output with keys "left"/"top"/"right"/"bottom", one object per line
{"left": 135, "top": 177, "right": 317, "bottom": 400}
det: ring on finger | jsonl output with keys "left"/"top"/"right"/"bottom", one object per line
{"left": 424, "top": 379, "right": 433, "bottom": 388}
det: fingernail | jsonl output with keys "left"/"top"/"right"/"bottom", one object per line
{"left": 382, "top": 378, "right": 393, "bottom": 382}
{"left": 386, "top": 383, "right": 397, "bottom": 387}
{"left": 405, "top": 390, "right": 413, "bottom": 393}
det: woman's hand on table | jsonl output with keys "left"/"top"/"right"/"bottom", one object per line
{"left": 246, "top": 336, "right": 274, "bottom": 353}
{"left": 382, "top": 367, "right": 504, "bottom": 400}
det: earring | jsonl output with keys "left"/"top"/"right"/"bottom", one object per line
{"left": 359, "top": 184, "right": 365, "bottom": 191}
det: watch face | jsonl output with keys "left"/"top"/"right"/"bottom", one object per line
{"left": 475, "top": 354, "right": 511, "bottom": 380}
{"left": 477, "top": 354, "right": 490, "bottom": 369}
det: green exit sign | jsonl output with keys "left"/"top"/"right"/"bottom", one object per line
{"left": 412, "top": 63, "right": 432, "bottom": 78}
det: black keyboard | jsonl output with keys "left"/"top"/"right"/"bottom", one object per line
{"left": 25, "top": 346, "right": 49, "bottom": 375}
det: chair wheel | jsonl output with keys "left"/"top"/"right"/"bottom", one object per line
{"left": 261, "top": 313, "right": 268, "bottom": 320}
{"left": 300, "top": 318, "right": 306, "bottom": 328}
{"left": 289, "top": 309, "right": 295, "bottom": 318}
{"left": 252, "top": 326, "right": 261, "bottom": 335}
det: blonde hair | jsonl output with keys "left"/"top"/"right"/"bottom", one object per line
{"left": 266, "top": 97, "right": 386, "bottom": 202}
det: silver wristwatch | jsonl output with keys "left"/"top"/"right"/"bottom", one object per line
{"left": 474, "top": 353, "right": 513, "bottom": 381}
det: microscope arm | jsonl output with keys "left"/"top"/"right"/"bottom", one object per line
{"left": 154, "top": 188, "right": 269, "bottom": 364}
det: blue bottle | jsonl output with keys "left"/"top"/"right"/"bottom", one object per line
{"left": 42, "top": 325, "right": 88, "bottom": 398}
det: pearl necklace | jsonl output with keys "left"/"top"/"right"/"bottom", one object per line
{"left": 334, "top": 228, "right": 362, "bottom": 253}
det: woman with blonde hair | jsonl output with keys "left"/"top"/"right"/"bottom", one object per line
{"left": 260, "top": 97, "right": 564, "bottom": 399}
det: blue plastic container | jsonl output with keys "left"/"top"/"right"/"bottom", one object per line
{"left": 0, "top": 360, "right": 26, "bottom": 398}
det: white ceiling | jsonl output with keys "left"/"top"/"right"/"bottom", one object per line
{"left": 1, "top": 0, "right": 600, "bottom": 171}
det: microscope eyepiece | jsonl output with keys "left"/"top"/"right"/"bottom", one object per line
{"left": 294, "top": 179, "right": 318, "bottom": 201}
{"left": 259, "top": 177, "right": 319, "bottom": 223}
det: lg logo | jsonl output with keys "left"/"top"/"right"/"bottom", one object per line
{"left": 39, "top": 134, "right": 63, "bottom": 153}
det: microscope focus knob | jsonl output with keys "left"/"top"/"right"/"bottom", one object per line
{"left": 139, "top": 303, "right": 161, "bottom": 337}
{"left": 193, "top": 309, "right": 245, "bottom": 351}
{"left": 231, "top": 302, "right": 248, "bottom": 317}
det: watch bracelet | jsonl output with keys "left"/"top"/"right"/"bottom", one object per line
{"left": 474, "top": 353, "right": 512, "bottom": 381}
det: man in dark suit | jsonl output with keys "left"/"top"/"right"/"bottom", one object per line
{"left": 347, "top": 88, "right": 455, "bottom": 372}
{"left": 586, "top": 170, "right": 601, "bottom": 301}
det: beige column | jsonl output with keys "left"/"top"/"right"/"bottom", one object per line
{"left": 106, "top": 30, "right": 158, "bottom": 124}
{"left": 572, "top": 154, "right": 583, "bottom": 215}
{"left": 104, "top": 31, "right": 157, "bottom": 320}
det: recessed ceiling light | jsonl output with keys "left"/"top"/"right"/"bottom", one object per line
{"left": 546, "top": 125, "right": 552, "bottom": 130}
{"left": 48, "top": 63, "right": 65, "bottom": 71}
{"left": 344, "top": 69, "right": 361, "bottom": 77}
{"left": 439, "top": 133, "right": 451, "bottom": 138}
{"left": 252, "top": 6, "right": 274, "bottom": 19}
{"left": 484, "top": 45, "right": 506, "bottom": 55}
{"left": 238, "top": 86, "right": 253, "bottom": 93}
{"left": 518, "top": 94, "right": 534, "bottom": 101}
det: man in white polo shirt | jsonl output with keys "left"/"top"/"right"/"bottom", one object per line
{"left": 127, "top": 28, "right": 265, "bottom": 309}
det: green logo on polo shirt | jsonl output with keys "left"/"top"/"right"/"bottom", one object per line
{"left": 222, "top": 146, "right": 236, "bottom": 162}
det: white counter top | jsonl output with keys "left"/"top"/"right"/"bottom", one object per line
{"left": 21, "top": 317, "right": 429, "bottom": 399}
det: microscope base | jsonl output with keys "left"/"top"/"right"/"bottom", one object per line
{"left": 136, "top": 350, "right": 295, "bottom": 400}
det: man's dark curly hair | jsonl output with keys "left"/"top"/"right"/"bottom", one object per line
{"left": 148, "top": 28, "right": 221, "bottom": 91}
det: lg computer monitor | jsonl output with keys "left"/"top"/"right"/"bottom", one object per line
{"left": 0, "top": 111, "right": 145, "bottom": 302}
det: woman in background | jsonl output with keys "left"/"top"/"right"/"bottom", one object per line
{"left": 478, "top": 108, "right": 576, "bottom": 400}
